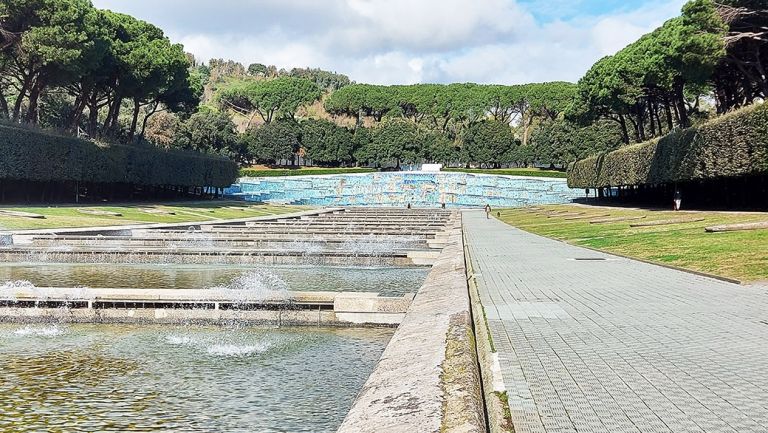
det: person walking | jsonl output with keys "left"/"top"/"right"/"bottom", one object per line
{"left": 673, "top": 190, "right": 682, "bottom": 211}
{"left": 484, "top": 203, "right": 492, "bottom": 219}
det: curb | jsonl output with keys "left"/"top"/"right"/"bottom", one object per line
{"left": 463, "top": 224, "right": 513, "bottom": 433}
{"left": 575, "top": 244, "right": 743, "bottom": 285}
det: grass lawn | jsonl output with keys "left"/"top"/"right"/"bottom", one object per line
{"left": 238, "top": 166, "right": 567, "bottom": 179}
{"left": 444, "top": 168, "right": 567, "bottom": 178}
{"left": 0, "top": 202, "right": 306, "bottom": 230}
{"left": 239, "top": 167, "right": 376, "bottom": 177}
{"left": 497, "top": 204, "right": 768, "bottom": 283}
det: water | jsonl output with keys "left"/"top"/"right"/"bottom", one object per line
{"left": 227, "top": 171, "right": 581, "bottom": 207}
{"left": 0, "top": 323, "right": 392, "bottom": 432}
{"left": 0, "top": 263, "right": 428, "bottom": 296}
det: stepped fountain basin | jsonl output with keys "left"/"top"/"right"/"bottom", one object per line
{"left": 2, "top": 207, "right": 456, "bottom": 266}
{"left": 0, "top": 287, "right": 413, "bottom": 326}
{"left": 0, "top": 249, "right": 435, "bottom": 266}
{"left": 0, "top": 263, "right": 428, "bottom": 296}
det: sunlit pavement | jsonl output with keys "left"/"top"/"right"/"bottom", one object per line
{"left": 463, "top": 210, "right": 768, "bottom": 433}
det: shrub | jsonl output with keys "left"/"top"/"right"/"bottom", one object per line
{"left": 568, "top": 103, "right": 768, "bottom": 188}
{"left": 0, "top": 124, "right": 238, "bottom": 188}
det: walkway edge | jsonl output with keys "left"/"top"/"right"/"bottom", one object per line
{"left": 492, "top": 214, "right": 745, "bottom": 285}
{"left": 499, "top": 219, "right": 744, "bottom": 285}
{"left": 337, "top": 215, "right": 486, "bottom": 433}
{"left": 464, "top": 224, "right": 514, "bottom": 433}
{"left": 575, "top": 243, "right": 744, "bottom": 285}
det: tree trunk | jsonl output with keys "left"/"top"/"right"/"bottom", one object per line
{"left": 139, "top": 102, "right": 160, "bottom": 141}
{"left": 617, "top": 115, "right": 630, "bottom": 144}
{"left": 0, "top": 86, "right": 8, "bottom": 118}
{"left": 25, "top": 78, "right": 44, "bottom": 124}
{"left": 128, "top": 99, "right": 141, "bottom": 140}
{"left": 245, "top": 111, "right": 258, "bottom": 129}
{"left": 87, "top": 95, "right": 101, "bottom": 137}
{"left": 636, "top": 110, "right": 646, "bottom": 142}
{"left": 673, "top": 80, "right": 689, "bottom": 128}
{"left": 663, "top": 97, "right": 674, "bottom": 131}
{"left": 671, "top": 98, "right": 681, "bottom": 125}
{"left": 655, "top": 103, "right": 663, "bottom": 136}
{"left": 626, "top": 115, "right": 640, "bottom": 143}
{"left": 522, "top": 115, "right": 533, "bottom": 146}
{"left": 12, "top": 75, "right": 33, "bottom": 122}
{"left": 753, "top": 47, "right": 768, "bottom": 98}
{"left": 106, "top": 95, "right": 123, "bottom": 134}
{"left": 67, "top": 83, "right": 91, "bottom": 132}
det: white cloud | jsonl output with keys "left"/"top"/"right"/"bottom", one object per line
{"left": 588, "top": 1, "right": 686, "bottom": 57}
{"left": 178, "top": 33, "right": 329, "bottom": 71}
{"left": 342, "top": 0, "right": 532, "bottom": 50}
{"left": 90, "top": 0, "right": 687, "bottom": 85}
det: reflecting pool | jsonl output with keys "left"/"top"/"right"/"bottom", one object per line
{"left": 226, "top": 172, "right": 580, "bottom": 207}
{"left": 0, "top": 323, "right": 392, "bottom": 432}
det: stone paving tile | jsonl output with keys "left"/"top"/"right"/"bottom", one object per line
{"left": 462, "top": 210, "right": 768, "bottom": 433}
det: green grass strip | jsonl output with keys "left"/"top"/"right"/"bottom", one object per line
{"left": 444, "top": 168, "right": 567, "bottom": 178}
{"left": 239, "top": 168, "right": 377, "bottom": 177}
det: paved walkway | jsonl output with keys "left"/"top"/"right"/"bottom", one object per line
{"left": 462, "top": 210, "right": 768, "bottom": 433}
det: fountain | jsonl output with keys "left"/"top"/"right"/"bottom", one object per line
{"left": 0, "top": 207, "right": 455, "bottom": 267}
{"left": 0, "top": 207, "right": 459, "bottom": 432}
{"left": 230, "top": 171, "right": 580, "bottom": 207}
{"left": 0, "top": 322, "right": 391, "bottom": 432}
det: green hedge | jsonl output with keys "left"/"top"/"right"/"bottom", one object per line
{"left": 444, "top": 168, "right": 567, "bottom": 178}
{"left": 568, "top": 103, "right": 768, "bottom": 188}
{"left": 239, "top": 167, "right": 377, "bottom": 177}
{"left": 0, "top": 124, "right": 238, "bottom": 188}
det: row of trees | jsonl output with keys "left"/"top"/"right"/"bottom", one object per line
{"left": 712, "top": 0, "right": 768, "bottom": 110}
{"left": 169, "top": 108, "right": 611, "bottom": 169}
{"left": 202, "top": 0, "right": 764, "bottom": 170}
{"left": 3, "top": 0, "right": 764, "bottom": 178}
{"left": 215, "top": 77, "right": 322, "bottom": 126}
{"left": 195, "top": 79, "right": 609, "bottom": 168}
{"left": 200, "top": 59, "right": 351, "bottom": 92}
{"left": 570, "top": 0, "right": 767, "bottom": 145}
{"left": 323, "top": 82, "right": 576, "bottom": 143}
{"left": 0, "top": 0, "right": 200, "bottom": 141}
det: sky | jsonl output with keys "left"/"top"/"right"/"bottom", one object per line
{"left": 90, "top": 0, "right": 687, "bottom": 85}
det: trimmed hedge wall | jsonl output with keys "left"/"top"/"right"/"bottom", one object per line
{"left": 0, "top": 124, "right": 238, "bottom": 188}
{"left": 239, "top": 167, "right": 376, "bottom": 177}
{"left": 568, "top": 103, "right": 768, "bottom": 188}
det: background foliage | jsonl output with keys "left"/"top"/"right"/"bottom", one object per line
{"left": 0, "top": 0, "right": 766, "bottom": 198}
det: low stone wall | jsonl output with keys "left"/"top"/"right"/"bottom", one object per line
{"left": 0, "top": 289, "right": 413, "bottom": 327}
{"left": 0, "top": 306, "right": 345, "bottom": 326}
{"left": 0, "top": 250, "right": 420, "bottom": 267}
{"left": 337, "top": 217, "right": 486, "bottom": 433}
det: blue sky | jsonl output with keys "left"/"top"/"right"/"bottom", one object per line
{"left": 91, "top": 0, "right": 686, "bottom": 85}
{"left": 519, "top": 0, "right": 650, "bottom": 21}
